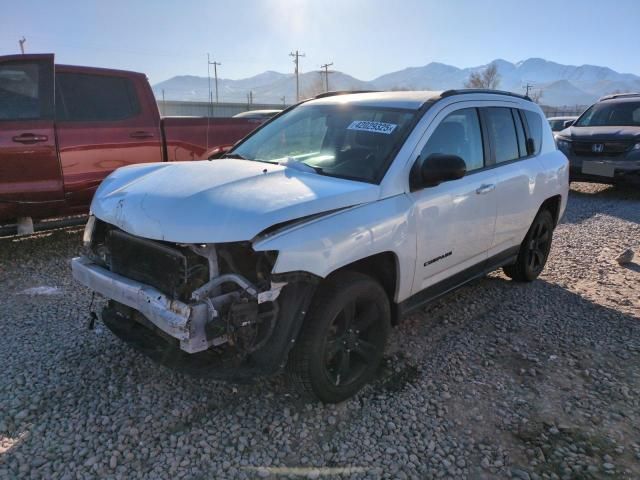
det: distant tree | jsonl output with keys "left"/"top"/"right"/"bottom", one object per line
{"left": 529, "top": 89, "right": 544, "bottom": 103}
{"left": 390, "top": 86, "right": 412, "bottom": 91}
{"left": 465, "top": 62, "right": 501, "bottom": 89}
{"left": 301, "top": 74, "right": 326, "bottom": 99}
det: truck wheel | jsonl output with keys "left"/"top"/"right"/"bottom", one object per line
{"left": 503, "top": 209, "right": 554, "bottom": 282}
{"left": 287, "top": 271, "right": 390, "bottom": 403}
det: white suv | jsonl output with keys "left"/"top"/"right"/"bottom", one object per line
{"left": 72, "top": 90, "right": 568, "bottom": 402}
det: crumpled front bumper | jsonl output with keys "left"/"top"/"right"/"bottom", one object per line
{"left": 71, "top": 256, "right": 214, "bottom": 353}
{"left": 72, "top": 256, "right": 319, "bottom": 380}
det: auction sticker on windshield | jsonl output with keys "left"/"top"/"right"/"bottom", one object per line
{"left": 347, "top": 120, "right": 397, "bottom": 134}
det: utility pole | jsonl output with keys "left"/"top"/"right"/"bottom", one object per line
{"left": 161, "top": 89, "right": 166, "bottom": 116}
{"left": 280, "top": 96, "right": 286, "bottom": 107}
{"left": 19, "top": 37, "right": 26, "bottom": 54}
{"left": 207, "top": 54, "right": 213, "bottom": 116}
{"left": 207, "top": 54, "right": 222, "bottom": 115}
{"left": 524, "top": 83, "right": 534, "bottom": 97}
{"left": 320, "top": 62, "right": 334, "bottom": 92}
{"left": 247, "top": 91, "right": 253, "bottom": 107}
{"left": 210, "top": 59, "right": 221, "bottom": 103}
{"left": 289, "top": 50, "right": 305, "bottom": 101}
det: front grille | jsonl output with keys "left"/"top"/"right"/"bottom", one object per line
{"left": 103, "top": 228, "right": 209, "bottom": 301}
{"left": 573, "top": 141, "right": 631, "bottom": 157}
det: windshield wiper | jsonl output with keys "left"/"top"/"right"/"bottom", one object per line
{"left": 277, "top": 157, "right": 322, "bottom": 174}
{"left": 221, "top": 153, "right": 248, "bottom": 160}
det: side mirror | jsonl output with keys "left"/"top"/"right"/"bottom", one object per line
{"left": 563, "top": 120, "right": 574, "bottom": 129}
{"left": 419, "top": 154, "right": 466, "bottom": 188}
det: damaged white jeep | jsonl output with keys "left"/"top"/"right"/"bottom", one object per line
{"left": 72, "top": 90, "right": 568, "bottom": 402}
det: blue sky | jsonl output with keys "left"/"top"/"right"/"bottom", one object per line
{"left": 1, "top": 0, "right": 637, "bottom": 84}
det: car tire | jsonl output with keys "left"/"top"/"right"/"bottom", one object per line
{"left": 287, "top": 271, "right": 390, "bottom": 403}
{"left": 503, "top": 209, "right": 554, "bottom": 282}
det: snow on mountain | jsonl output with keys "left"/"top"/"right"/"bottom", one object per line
{"left": 153, "top": 58, "right": 640, "bottom": 107}
{"left": 535, "top": 80, "right": 597, "bottom": 107}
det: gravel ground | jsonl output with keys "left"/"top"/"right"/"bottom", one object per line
{"left": 0, "top": 182, "right": 639, "bottom": 480}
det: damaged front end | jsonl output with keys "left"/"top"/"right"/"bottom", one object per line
{"left": 71, "top": 217, "right": 317, "bottom": 379}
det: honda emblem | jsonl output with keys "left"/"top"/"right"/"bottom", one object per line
{"left": 592, "top": 143, "right": 604, "bottom": 153}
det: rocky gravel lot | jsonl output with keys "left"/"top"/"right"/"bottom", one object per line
{"left": 1, "top": 182, "right": 639, "bottom": 480}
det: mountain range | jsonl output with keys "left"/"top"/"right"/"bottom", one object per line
{"left": 153, "top": 58, "right": 640, "bottom": 107}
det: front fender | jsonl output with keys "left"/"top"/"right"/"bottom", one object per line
{"left": 253, "top": 194, "right": 417, "bottom": 303}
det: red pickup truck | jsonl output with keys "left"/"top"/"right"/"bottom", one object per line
{"left": 0, "top": 54, "right": 263, "bottom": 225}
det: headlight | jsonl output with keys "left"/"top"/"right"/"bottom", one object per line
{"left": 556, "top": 138, "right": 572, "bottom": 153}
{"left": 632, "top": 143, "right": 640, "bottom": 151}
{"left": 83, "top": 215, "right": 96, "bottom": 247}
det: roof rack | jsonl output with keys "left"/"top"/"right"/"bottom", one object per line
{"left": 598, "top": 92, "right": 640, "bottom": 101}
{"left": 440, "top": 89, "right": 532, "bottom": 102}
{"left": 313, "top": 90, "right": 379, "bottom": 99}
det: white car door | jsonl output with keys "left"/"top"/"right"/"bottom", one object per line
{"left": 484, "top": 107, "right": 543, "bottom": 257}
{"left": 408, "top": 105, "right": 498, "bottom": 296}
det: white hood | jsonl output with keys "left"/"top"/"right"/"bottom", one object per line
{"left": 91, "top": 159, "right": 380, "bottom": 243}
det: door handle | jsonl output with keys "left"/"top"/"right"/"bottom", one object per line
{"left": 129, "top": 131, "right": 154, "bottom": 139}
{"left": 12, "top": 133, "right": 48, "bottom": 144}
{"left": 476, "top": 183, "right": 496, "bottom": 195}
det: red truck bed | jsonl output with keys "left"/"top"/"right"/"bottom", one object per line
{"left": 161, "top": 116, "right": 261, "bottom": 162}
{"left": 0, "top": 54, "right": 263, "bottom": 224}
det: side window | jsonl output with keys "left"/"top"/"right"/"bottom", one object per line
{"left": 523, "top": 110, "right": 543, "bottom": 155}
{"left": 0, "top": 61, "right": 51, "bottom": 120}
{"left": 56, "top": 73, "right": 140, "bottom": 122}
{"left": 512, "top": 109, "right": 528, "bottom": 157}
{"left": 420, "top": 108, "right": 484, "bottom": 172}
{"left": 484, "top": 107, "right": 519, "bottom": 164}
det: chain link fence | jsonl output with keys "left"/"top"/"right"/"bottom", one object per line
{"left": 540, "top": 104, "right": 589, "bottom": 118}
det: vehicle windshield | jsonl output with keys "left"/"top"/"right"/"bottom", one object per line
{"left": 574, "top": 101, "right": 640, "bottom": 127}
{"left": 228, "top": 103, "right": 417, "bottom": 183}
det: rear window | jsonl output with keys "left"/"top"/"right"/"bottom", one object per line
{"left": 484, "top": 107, "right": 519, "bottom": 164}
{"left": 523, "top": 110, "right": 543, "bottom": 155}
{"left": 512, "top": 109, "right": 528, "bottom": 157}
{"left": 549, "top": 119, "right": 565, "bottom": 132}
{"left": 56, "top": 72, "right": 140, "bottom": 122}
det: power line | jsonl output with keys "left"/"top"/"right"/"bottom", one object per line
{"left": 289, "top": 50, "right": 305, "bottom": 102}
{"left": 320, "top": 62, "right": 334, "bottom": 92}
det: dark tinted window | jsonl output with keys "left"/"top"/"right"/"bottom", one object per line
{"left": 549, "top": 119, "right": 565, "bottom": 131}
{"left": 420, "top": 108, "right": 484, "bottom": 171}
{"left": 56, "top": 73, "right": 140, "bottom": 122}
{"left": 512, "top": 109, "right": 528, "bottom": 157}
{"left": 484, "top": 107, "right": 519, "bottom": 163}
{"left": 0, "top": 61, "right": 50, "bottom": 120}
{"left": 523, "top": 110, "right": 543, "bottom": 154}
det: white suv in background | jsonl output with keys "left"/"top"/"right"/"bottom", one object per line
{"left": 73, "top": 89, "right": 569, "bottom": 402}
